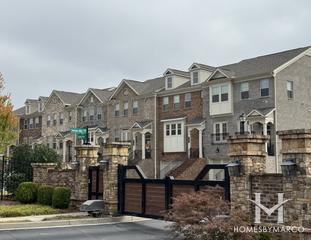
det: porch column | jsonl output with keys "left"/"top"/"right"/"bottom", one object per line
{"left": 93, "top": 132, "right": 96, "bottom": 145}
{"left": 199, "top": 129, "right": 203, "bottom": 158}
{"left": 187, "top": 128, "right": 191, "bottom": 158}
{"left": 132, "top": 132, "right": 136, "bottom": 160}
{"left": 263, "top": 122, "right": 268, "bottom": 152}
{"left": 62, "top": 140, "right": 66, "bottom": 162}
{"left": 142, "top": 132, "right": 145, "bottom": 160}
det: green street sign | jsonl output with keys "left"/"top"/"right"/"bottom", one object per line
{"left": 70, "top": 128, "right": 87, "bottom": 140}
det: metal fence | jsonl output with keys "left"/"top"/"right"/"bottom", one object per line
{"left": 0, "top": 155, "right": 33, "bottom": 201}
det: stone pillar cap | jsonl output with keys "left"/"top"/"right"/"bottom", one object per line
{"left": 31, "top": 163, "right": 58, "bottom": 167}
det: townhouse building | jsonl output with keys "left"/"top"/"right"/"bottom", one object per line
{"left": 41, "top": 90, "right": 84, "bottom": 162}
{"left": 156, "top": 65, "right": 214, "bottom": 177}
{"left": 203, "top": 46, "right": 311, "bottom": 172}
{"left": 77, "top": 87, "right": 115, "bottom": 155}
{"left": 107, "top": 78, "right": 165, "bottom": 178}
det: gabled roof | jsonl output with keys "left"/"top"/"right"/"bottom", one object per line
{"left": 209, "top": 46, "right": 310, "bottom": 80}
{"left": 46, "top": 90, "right": 84, "bottom": 106}
{"left": 246, "top": 107, "right": 275, "bottom": 118}
{"left": 131, "top": 120, "right": 153, "bottom": 129}
{"left": 79, "top": 87, "right": 115, "bottom": 105}
{"left": 109, "top": 77, "right": 165, "bottom": 100}
{"left": 189, "top": 63, "right": 215, "bottom": 72}
{"left": 164, "top": 68, "right": 190, "bottom": 78}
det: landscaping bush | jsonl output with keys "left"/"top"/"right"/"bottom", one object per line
{"left": 166, "top": 186, "right": 254, "bottom": 240}
{"left": 37, "top": 185, "right": 54, "bottom": 206}
{"left": 52, "top": 187, "right": 71, "bottom": 209}
{"left": 16, "top": 182, "right": 38, "bottom": 203}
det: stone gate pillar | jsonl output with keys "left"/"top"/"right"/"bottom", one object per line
{"left": 74, "top": 145, "right": 99, "bottom": 201}
{"left": 228, "top": 134, "right": 267, "bottom": 216}
{"left": 102, "top": 143, "right": 129, "bottom": 215}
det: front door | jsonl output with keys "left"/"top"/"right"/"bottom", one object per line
{"left": 88, "top": 166, "right": 103, "bottom": 200}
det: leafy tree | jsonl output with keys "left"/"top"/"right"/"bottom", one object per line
{"left": 166, "top": 187, "right": 254, "bottom": 240}
{"left": 0, "top": 73, "right": 18, "bottom": 153}
{"left": 32, "top": 144, "right": 59, "bottom": 163}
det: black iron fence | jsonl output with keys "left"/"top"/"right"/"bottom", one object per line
{"left": 0, "top": 155, "right": 33, "bottom": 201}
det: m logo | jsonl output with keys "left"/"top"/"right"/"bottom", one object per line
{"left": 248, "top": 193, "right": 291, "bottom": 224}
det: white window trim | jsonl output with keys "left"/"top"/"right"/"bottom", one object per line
{"left": 213, "top": 122, "right": 228, "bottom": 143}
{"left": 191, "top": 71, "right": 200, "bottom": 85}
{"left": 210, "top": 83, "right": 230, "bottom": 104}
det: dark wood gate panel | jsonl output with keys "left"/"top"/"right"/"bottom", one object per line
{"left": 88, "top": 166, "right": 103, "bottom": 200}
{"left": 118, "top": 164, "right": 230, "bottom": 218}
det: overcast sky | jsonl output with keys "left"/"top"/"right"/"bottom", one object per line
{"left": 1, "top": 0, "right": 310, "bottom": 108}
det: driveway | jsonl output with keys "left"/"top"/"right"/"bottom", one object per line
{"left": 0, "top": 219, "right": 173, "bottom": 240}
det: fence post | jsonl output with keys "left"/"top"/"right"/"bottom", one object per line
{"left": 165, "top": 176, "right": 173, "bottom": 210}
{"left": 0, "top": 155, "right": 4, "bottom": 201}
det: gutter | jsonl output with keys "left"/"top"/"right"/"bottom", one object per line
{"left": 154, "top": 93, "right": 157, "bottom": 179}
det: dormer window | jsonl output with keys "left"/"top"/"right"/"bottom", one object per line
{"left": 167, "top": 77, "right": 173, "bottom": 89}
{"left": 90, "top": 96, "right": 94, "bottom": 103}
{"left": 192, "top": 71, "right": 199, "bottom": 85}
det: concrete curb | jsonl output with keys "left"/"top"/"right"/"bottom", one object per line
{"left": 0, "top": 216, "right": 150, "bottom": 231}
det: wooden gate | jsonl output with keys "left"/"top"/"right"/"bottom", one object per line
{"left": 88, "top": 166, "right": 103, "bottom": 200}
{"left": 118, "top": 164, "right": 230, "bottom": 218}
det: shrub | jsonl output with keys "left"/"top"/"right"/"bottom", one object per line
{"left": 166, "top": 186, "right": 254, "bottom": 240}
{"left": 52, "top": 187, "right": 71, "bottom": 209}
{"left": 16, "top": 182, "right": 38, "bottom": 203}
{"left": 37, "top": 185, "right": 54, "bottom": 206}
{"left": 6, "top": 172, "right": 28, "bottom": 195}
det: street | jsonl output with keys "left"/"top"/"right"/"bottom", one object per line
{"left": 0, "top": 220, "right": 172, "bottom": 240}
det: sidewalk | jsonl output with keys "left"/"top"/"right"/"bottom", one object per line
{"left": 0, "top": 212, "right": 150, "bottom": 230}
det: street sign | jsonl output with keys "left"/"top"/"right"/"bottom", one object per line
{"left": 70, "top": 128, "right": 87, "bottom": 140}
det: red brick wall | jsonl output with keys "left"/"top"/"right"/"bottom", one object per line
{"left": 156, "top": 90, "right": 203, "bottom": 163}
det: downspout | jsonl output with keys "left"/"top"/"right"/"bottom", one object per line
{"left": 154, "top": 93, "right": 157, "bottom": 179}
{"left": 273, "top": 72, "right": 279, "bottom": 173}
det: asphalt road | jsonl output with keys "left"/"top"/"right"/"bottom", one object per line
{"left": 0, "top": 220, "right": 173, "bottom": 240}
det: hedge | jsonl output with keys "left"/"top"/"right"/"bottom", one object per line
{"left": 16, "top": 182, "right": 38, "bottom": 203}
{"left": 52, "top": 187, "right": 71, "bottom": 209}
{"left": 37, "top": 185, "right": 54, "bottom": 206}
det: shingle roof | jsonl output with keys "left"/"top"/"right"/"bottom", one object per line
{"left": 91, "top": 88, "right": 115, "bottom": 102}
{"left": 192, "top": 63, "right": 215, "bottom": 71}
{"left": 124, "top": 77, "right": 165, "bottom": 95}
{"left": 167, "top": 68, "right": 190, "bottom": 77}
{"left": 13, "top": 106, "right": 25, "bottom": 115}
{"left": 54, "top": 90, "right": 84, "bottom": 105}
{"left": 216, "top": 46, "right": 310, "bottom": 79}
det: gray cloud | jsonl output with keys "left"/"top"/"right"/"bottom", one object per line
{"left": 0, "top": 0, "right": 310, "bottom": 107}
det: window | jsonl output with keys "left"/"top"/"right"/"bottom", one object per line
{"left": 53, "top": 142, "right": 57, "bottom": 149}
{"left": 47, "top": 115, "right": 51, "bottom": 127}
{"left": 173, "top": 95, "right": 180, "bottom": 110}
{"left": 114, "top": 129, "right": 121, "bottom": 142}
{"left": 177, "top": 123, "right": 182, "bottom": 135}
{"left": 115, "top": 103, "right": 120, "bottom": 117}
{"left": 213, "top": 122, "right": 228, "bottom": 143}
{"left": 90, "top": 96, "right": 94, "bottom": 103}
{"left": 166, "top": 124, "right": 170, "bottom": 136}
{"left": 38, "top": 102, "right": 43, "bottom": 112}
{"left": 192, "top": 71, "right": 199, "bottom": 84}
{"left": 24, "top": 119, "right": 28, "bottom": 129}
{"left": 69, "top": 111, "right": 72, "bottom": 121}
{"left": 59, "top": 113, "right": 64, "bottom": 125}
{"left": 123, "top": 101, "right": 128, "bottom": 116}
{"left": 53, "top": 113, "right": 57, "bottom": 126}
{"left": 35, "top": 117, "right": 40, "bottom": 128}
{"left": 260, "top": 79, "right": 269, "bottom": 97}
{"left": 287, "top": 81, "right": 293, "bottom": 99}
{"left": 240, "top": 82, "right": 249, "bottom": 99}
{"left": 184, "top": 93, "right": 192, "bottom": 108}
{"left": 167, "top": 77, "right": 172, "bottom": 89}
{"left": 83, "top": 110, "right": 87, "bottom": 122}
{"left": 97, "top": 107, "right": 102, "bottom": 120}
{"left": 171, "top": 124, "right": 176, "bottom": 135}
{"left": 132, "top": 101, "right": 138, "bottom": 115}
{"left": 59, "top": 141, "right": 63, "bottom": 149}
{"left": 29, "top": 118, "right": 33, "bottom": 129}
{"left": 212, "top": 86, "right": 220, "bottom": 103}
{"left": 162, "top": 97, "right": 169, "bottom": 112}
{"left": 121, "top": 130, "right": 129, "bottom": 142}
{"left": 221, "top": 85, "right": 229, "bottom": 101}
{"left": 89, "top": 107, "right": 95, "bottom": 121}
{"left": 26, "top": 105, "right": 31, "bottom": 115}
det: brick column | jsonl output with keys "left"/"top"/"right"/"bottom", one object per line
{"left": 278, "top": 129, "right": 311, "bottom": 228}
{"left": 74, "top": 145, "right": 99, "bottom": 201}
{"left": 102, "top": 143, "right": 129, "bottom": 215}
{"left": 228, "top": 134, "right": 267, "bottom": 216}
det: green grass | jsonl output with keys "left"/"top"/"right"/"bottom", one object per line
{"left": 0, "top": 204, "right": 64, "bottom": 218}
